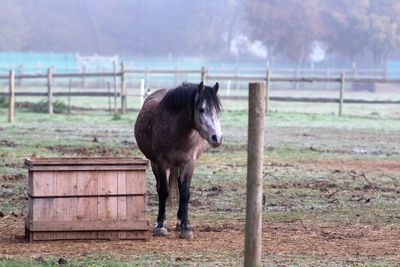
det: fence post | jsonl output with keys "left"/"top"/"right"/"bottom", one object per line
{"left": 113, "top": 60, "right": 118, "bottom": 113}
{"left": 107, "top": 81, "right": 112, "bottom": 113}
{"left": 68, "top": 79, "right": 72, "bottom": 114}
{"left": 120, "top": 62, "right": 127, "bottom": 114}
{"left": 8, "top": 70, "right": 15, "bottom": 123}
{"left": 47, "top": 67, "right": 53, "bottom": 114}
{"left": 266, "top": 69, "right": 271, "bottom": 114}
{"left": 244, "top": 82, "right": 265, "bottom": 267}
{"left": 339, "top": 72, "right": 345, "bottom": 116}
{"left": 201, "top": 67, "right": 206, "bottom": 82}
{"left": 145, "top": 67, "right": 149, "bottom": 89}
{"left": 140, "top": 79, "right": 145, "bottom": 108}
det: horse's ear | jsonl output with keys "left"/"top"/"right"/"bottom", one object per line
{"left": 214, "top": 82, "right": 219, "bottom": 93}
{"left": 198, "top": 81, "right": 204, "bottom": 94}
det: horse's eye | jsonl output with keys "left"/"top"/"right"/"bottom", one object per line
{"left": 199, "top": 108, "right": 205, "bottom": 113}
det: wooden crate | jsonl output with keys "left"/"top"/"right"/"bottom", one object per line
{"left": 24, "top": 157, "right": 150, "bottom": 241}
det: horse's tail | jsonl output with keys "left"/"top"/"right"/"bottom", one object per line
{"left": 168, "top": 167, "right": 179, "bottom": 207}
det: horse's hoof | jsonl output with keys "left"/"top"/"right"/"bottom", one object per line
{"left": 175, "top": 223, "right": 182, "bottom": 231}
{"left": 153, "top": 227, "right": 168, "bottom": 237}
{"left": 179, "top": 229, "right": 194, "bottom": 239}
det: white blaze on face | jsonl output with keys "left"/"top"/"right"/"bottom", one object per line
{"left": 195, "top": 99, "right": 223, "bottom": 146}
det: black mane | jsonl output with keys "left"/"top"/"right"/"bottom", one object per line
{"left": 161, "top": 83, "right": 222, "bottom": 113}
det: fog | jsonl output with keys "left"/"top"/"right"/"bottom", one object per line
{"left": 1, "top": 0, "right": 400, "bottom": 68}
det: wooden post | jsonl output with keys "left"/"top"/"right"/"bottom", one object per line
{"left": 244, "top": 82, "right": 265, "bottom": 267}
{"left": 201, "top": 67, "right": 206, "bottom": 82}
{"left": 140, "top": 79, "right": 145, "bottom": 108}
{"left": 67, "top": 79, "right": 72, "bottom": 114}
{"left": 113, "top": 61, "right": 118, "bottom": 113}
{"left": 120, "top": 62, "right": 127, "bottom": 114}
{"left": 266, "top": 69, "right": 271, "bottom": 114}
{"left": 47, "top": 67, "right": 53, "bottom": 114}
{"left": 339, "top": 72, "right": 345, "bottom": 116}
{"left": 145, "top": 67, "right": 149, "bottom": 89}
{"left": 107, "top": 81, "right": 112, "bottom": 114}
{"left": 226, "top": 80, "right": 231, "bottom": 96}
{"left": 8, "top": 70, "right": 15, "bottom": 123}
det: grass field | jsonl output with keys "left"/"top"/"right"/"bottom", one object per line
{"left": 0, "top": 101, "right": 399, "bottom": 266}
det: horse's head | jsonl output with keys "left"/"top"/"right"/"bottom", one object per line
{"left": 194, "top": 82, "right": 223, "bottom": 148}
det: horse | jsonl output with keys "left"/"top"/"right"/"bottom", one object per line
{"left": 134, "top": 81, "right": 223, "bottom": 239}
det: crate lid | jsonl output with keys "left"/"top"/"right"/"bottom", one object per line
{"left": 24, "top": 157, "right": 149, "bottom": 171}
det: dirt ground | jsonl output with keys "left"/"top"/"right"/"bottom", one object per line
{"left": 0, "top": 215, "right": 399, "bottom": 265}
{"left": 0, "top": 159, "right": 399, "bottom": 265}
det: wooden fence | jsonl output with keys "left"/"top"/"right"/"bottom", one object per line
{"left": 2, "top": 64, "right": 400, "bottom": 122}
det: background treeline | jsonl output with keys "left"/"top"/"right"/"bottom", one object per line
{"left": 0, "top": 0, "right": 399, "bottom": 67}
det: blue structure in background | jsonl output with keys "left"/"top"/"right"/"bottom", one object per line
{"left": 0, "top": 52, "right": 267, "bottom": 74}
{"left": 0, "top": 52, "right": 80, "bottom": 73}
{"left": 386, "top": 60, "right": 400, "bottom": 78}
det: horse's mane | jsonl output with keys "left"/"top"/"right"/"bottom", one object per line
{"left": 161, "top": 83, "right": 222, "bottom": 113}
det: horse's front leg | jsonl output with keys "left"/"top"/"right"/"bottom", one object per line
{"left": 177, "top": 161, "right": 195, "bottom": 239}
{"left": 151, "top": 162, "right": 169, "bottom": 236}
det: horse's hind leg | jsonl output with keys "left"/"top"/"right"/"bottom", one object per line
{"left": 151, "top": 162, "right": 169, "bottom": 236}
{"left": 177, "top": 161, "right": 195, "bottom": 239}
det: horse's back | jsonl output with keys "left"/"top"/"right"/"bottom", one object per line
{"left": 134, "top": 89, "right": 168, "bottom": 161}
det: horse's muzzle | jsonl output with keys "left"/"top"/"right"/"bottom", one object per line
{"left": 210, "top": 134, "right": 223, "bottom": 147}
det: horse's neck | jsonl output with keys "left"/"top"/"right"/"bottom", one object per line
{"left": 171, "top": 110, "right": 194, "bottom": 135}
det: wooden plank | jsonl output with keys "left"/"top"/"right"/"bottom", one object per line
{"left": 77, "top": 171, "right": 98, "bottom": 221}
{"left": 126, "top": 170, "right": 146, "bottom": 194}
{"left": 30, "top": 232, "right": 55, "bottom": 241}
{"left": 125, "top": 69, "right": 201, "bottom": 74}
{"left": 125, "top": 231, "right": 149, "bottom": 240}
{"left": 32, "top": 199, "right": 54, "bottom": 222}
{"left": 127, "top": 196, "right": 146, "bottom": 220}
{"left": 53, "top": 72, "right": 119, "bottom": 78}
{"left": 26, "top": 219, "right": 149, "bottom": 231}
{"left": 29, "top": 230, "right": 148, "bottom": 241}
{"left": 31, "top": 171, "right": 55, "bottom": 196}
{"left": 117, "top": 171, "right": 127, "bottom": 239}
{"left": 25, "top": 157, "right": 148, "bottom": 167}
{"left": 27, "top": 171, "right": 33, "bottom": 199}
{"left": 26, "top": 165, "right": 148, "bottom": 171}
{"left": 53, "top": 171, "right": 77, "bottom": 229}
{"left": 31, "top": 171, "right": 55, "bottom": 221}
{"left": 117, "top": 171, "right": 127, "bottom": 220}
{"left": 98, "top": 231, "right": 119, "bottom": 240}
{"left": 97, "top": 171, "right": 118, "bottom": 222}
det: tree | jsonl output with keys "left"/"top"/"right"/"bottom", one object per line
{"left": 245, "top": 0, "right": 324, "bottom": 66}
{"left": 368, "top": 14, "right": 398, "bottom": 67}
{"left": 321, "top": 0, "right": 370, "bottom": 64}
{"left": 322, "top": 0, "right": 400, "bottom": 67}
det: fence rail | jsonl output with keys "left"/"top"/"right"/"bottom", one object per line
{"left": 1, "top": 64, "right": 400, "bottom": 122}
